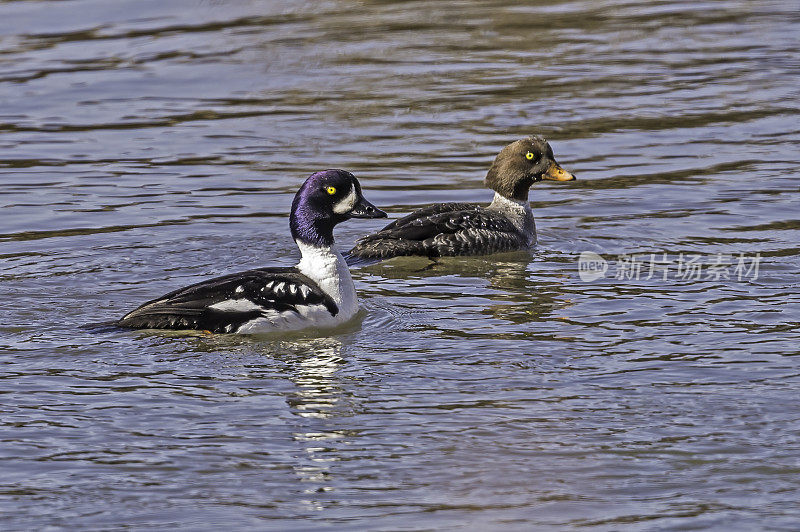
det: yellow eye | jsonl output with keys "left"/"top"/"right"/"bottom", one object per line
{"left": 325, "top": 186, "right": 336, "bottom": 195}
{"left": 525, "top": 151, "right": 535, "bottom": 160}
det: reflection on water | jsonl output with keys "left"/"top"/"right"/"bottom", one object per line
{"left": 286, "top": 339, "right": 346, "bottom": 420}
{"left": 361, "top": 252, "right": 572, "bottom": 329}
{"left": 282, "top": 339, "right": 348, "bottom": 503}
{"left": 1, "top": 0, "right": 800, "bottom": 529}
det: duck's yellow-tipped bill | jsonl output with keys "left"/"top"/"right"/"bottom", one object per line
{"left": 543, "top": 162, "right": 576, "bottom": 181}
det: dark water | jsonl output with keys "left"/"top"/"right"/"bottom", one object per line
{"left": 2, "top": 0, "right": 800, "bottom": 529}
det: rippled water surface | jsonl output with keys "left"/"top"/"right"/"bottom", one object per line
{"left": 2, "top": 0, "right": 800, "bottom": 529}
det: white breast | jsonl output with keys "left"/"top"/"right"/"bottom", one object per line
{"left": 296, "top": 241, "right": 358, "bottom": 319}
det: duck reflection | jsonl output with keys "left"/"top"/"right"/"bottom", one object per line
{"left": 271, "top": 337, "right": 355, "bottom": 500}
{"left": 281, "top": 337, "right": 348, "bottom": 418}
{"left": 355, "top": 251, "right": 574, "bottom": 328}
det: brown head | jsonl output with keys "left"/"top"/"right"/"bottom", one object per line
{"left": 484, "top": 136, "right": 575, "bottom": 201}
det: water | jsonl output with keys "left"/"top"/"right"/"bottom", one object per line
{"left": 2, "top": 0, "right": 799, "bottom": 529}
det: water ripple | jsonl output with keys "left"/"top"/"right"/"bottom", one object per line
{"left": 1, "top": 0, "right": 799, "bottom": 529}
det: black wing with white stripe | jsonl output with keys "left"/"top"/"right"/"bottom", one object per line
{"left": 117, "top": 267, "right": 337, "bottom": 333}
{"left": 348, "top": 203, "right": 526, "bottom": 259}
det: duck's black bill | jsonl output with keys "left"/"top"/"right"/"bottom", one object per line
{"left": 350, "top": 197, "right": 387, "bottom": 218}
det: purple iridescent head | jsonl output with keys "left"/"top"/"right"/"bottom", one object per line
{"left": 290, "top": 169, "right": 386, "bottom": 247}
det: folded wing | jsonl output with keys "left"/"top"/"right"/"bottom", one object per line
{"left": 117, "top": 267, "right": 337, "bottom": 333}
{"left": 348, "top": 204, "right": 525, "bottom": 259}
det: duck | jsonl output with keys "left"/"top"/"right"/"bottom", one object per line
{"left": 117, "top": 169, "right": 386, "bottom": 334}
{"left": 347, "top": 136, "right": 575, "bottom": 261}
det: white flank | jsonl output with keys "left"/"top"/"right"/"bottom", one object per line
{"left": 332, "top": 185, "right": 358, "bottom": 214}
{"left": 209, "top": 299, "right": 264, "bottom": 312}
{"left": 235, "top": 304, "right": 337, "bottom": 333}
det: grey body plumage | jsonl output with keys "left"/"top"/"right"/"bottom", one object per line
{"left": 349, "top": 199, "right": 531, "bottom": 259}
{"left": 348, "top": 136, "right": 574, "bottom": 261}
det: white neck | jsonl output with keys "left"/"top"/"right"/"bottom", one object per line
{"left": 486, "top": 192, "right": 536, "bottom": 243}
{"left": 488, "top": 191, "right": 529, "bottom": 211}
{"left": 295, "top": 240, "right": 358, "bottom": 319}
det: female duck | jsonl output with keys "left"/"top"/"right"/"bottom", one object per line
{"left": 118, "top": 170, "right": 386, "bottom": 334}
{"left": 348, "top": 136, "right": 574, "bottom": 260}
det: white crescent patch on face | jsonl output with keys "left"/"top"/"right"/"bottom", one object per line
{"left": 332, "top": 184, "right": 358, "bottom": 214}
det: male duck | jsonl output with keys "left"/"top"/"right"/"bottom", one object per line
{"left": 118, "top": 169, "right": 386, "bottom": 334}
{"left": 347, "top": 136, "right": 574, "bottom": 261}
